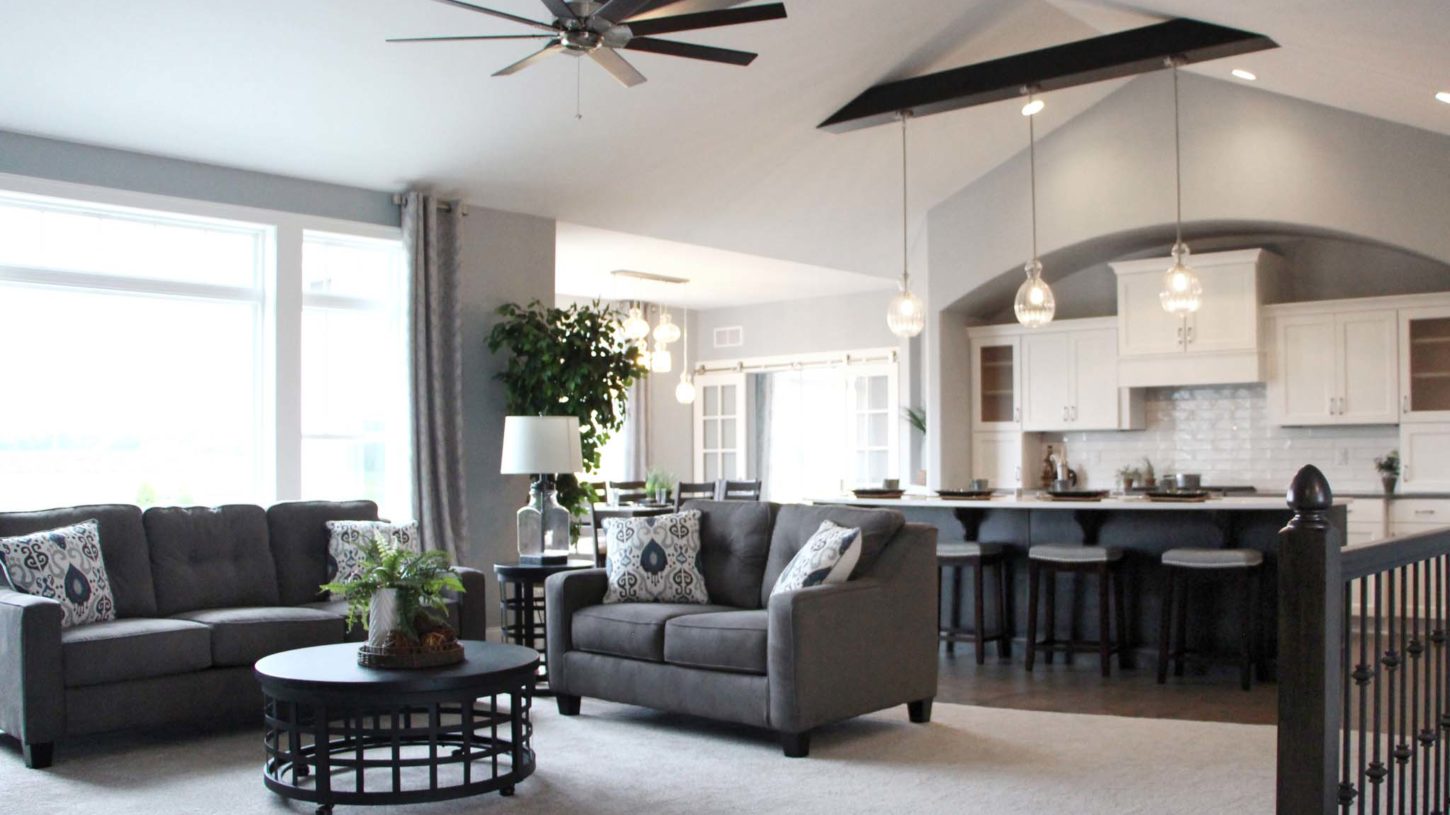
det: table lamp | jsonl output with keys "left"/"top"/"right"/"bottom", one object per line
{"left": 500, "top": 416, "right": 584, "bottom": 565}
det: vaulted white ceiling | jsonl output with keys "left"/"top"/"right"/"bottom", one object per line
{"left": 0, "top": 0, "right": 1446, "bottom": 297}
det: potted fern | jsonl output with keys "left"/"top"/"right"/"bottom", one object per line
{"left": 321, "top": 534, "right": 466, "bottom": 668}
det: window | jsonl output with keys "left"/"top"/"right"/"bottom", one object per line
{"left": 0, "top": 182, "right": 411, "bottom": 516}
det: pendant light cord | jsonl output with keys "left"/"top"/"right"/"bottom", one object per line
{"left": 1028, "top": 99, "right": 1038, "bottom": 265}
{"left": 1172, "top": 62, "right": 1183, "bottom": 249}
{"left": 900, "top": 111, "right": 910, "bottom": 290}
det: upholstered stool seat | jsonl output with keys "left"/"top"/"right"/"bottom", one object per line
{"left": 1026, "top": 544, "right": 1128, "bottom": 677}
{"left": 936, "top": 541, "right": 1010, "bottom": 664}
{"left": 1157, "top": 547, "right": 1264, "bottom": 691}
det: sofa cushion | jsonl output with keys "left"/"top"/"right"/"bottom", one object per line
{"left": 602, "top": 511, "right": 709, "bottom": 605}
{"left": 573, "top": 603, "right": 736, "bottom": 663}
{"left": 683, "top": 500, "right": 777, "bottom": 610}
{"left": 172, "top": 606, "right": 344, "bottom": 667}
{"left": 0, "top": 504, "right": 157, "bottom": 618}
{"left": 768, "top": 519, "right": 862, "bottom": 598}
{"left": 0, "top": 519, "right": 117, "bottom": 628}
{"left": 326, "top": 519, "right": 421, "bottom": 584}
{"left": 60, "top": 617, "right": 211, "bottom": 688}
{"left": 267, "top": 500, "right": 379, "bottom": 606}
{"left": 145, "top": 505, "right": 279, "bottom": 616}
{"left": 663, "top": 610, "right": 768, "bottom": 675}
{"left": 304, "top": 596, "right": 461, "bottom": 644}
{"left": 761, "top": 505, "right": 904, "bottom": 607}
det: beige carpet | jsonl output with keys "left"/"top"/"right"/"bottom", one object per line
{"left": 3, "top": 700, "right": 1274, "bottom": 814}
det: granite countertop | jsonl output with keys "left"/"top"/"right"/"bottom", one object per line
{"left": 1338, "top": 492, "right": 1450, "bottom": 500}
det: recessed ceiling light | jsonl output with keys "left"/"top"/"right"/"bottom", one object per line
{"left": 1437, "top": 91, "right": 1450, "bottom": 105}
{"left": 1231, "top": 69, "right": 1257, "bottom": 81}
{"left": 1021, "top": 98, "right": 1045, "bottom": 117}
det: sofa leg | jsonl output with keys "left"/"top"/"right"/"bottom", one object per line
{"left": 23, "top": 742, "right": 53, "bottom": 769}
{"left": 556, "top": 694, "right": 581, "bottom": 716}
{"left": 780, "top": 731, "right": 811, "bottom": 758}
{"left": 908, "top": 698, "right": 934, "bottom": 724}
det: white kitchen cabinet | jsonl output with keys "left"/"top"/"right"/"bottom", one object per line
{"left": 1399, "top": 423, "right": 1450, "bottom": 493}
{"left": 1345, "top": 498, "right": 1387, "bottom": 546}
{"left": 1269, "top": 309, "right": 1398, "bottom": 426}
{"left": 1399, "top": 306, "right": 1450, "bottom": 423}
{"left": 1021, "top": 325, "right": 1141, "bottom": 432}
{"left": 1389, "top": 499, "right": 1450, "bottom": 536}
{"left": 971, "top": 431, "right": 1032, "bottom": 490}
{"left": 1112, "top": 249, "right": 1282, "bottom": 387}
{"left": 970, "top": 336, "right": 1021, "bottom": 430}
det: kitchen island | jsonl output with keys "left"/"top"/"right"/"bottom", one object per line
{"left": 810, "top": 493, "right": 1351, "bottom": 671}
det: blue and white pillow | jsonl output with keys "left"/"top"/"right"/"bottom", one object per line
{"left": 770, "top": 520, "right": 862, "bottom": 597}
{"left": 325, "top": 520, "right": 422, "bottom": 584}
{"left": 602, "top": 510, "right": 709, "bottom": 605}
{"left": 0, "top": 519, "right": 116, "bottom": 628}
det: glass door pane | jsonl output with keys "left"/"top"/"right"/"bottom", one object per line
{"left": 979, "top": 344, "right": 1015, "bottom": 423}
{"left": 1409, "top": 317, "right": 1450, "bottom": 412}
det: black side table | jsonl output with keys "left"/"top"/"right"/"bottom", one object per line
{"left": 493, "top": 560, "right": 594, "bottom": 695}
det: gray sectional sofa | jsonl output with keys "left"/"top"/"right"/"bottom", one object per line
{"left": 0, "top": 501, "right": 488, "bottom": 768}
{"left": 545, "top": 500, "right": 937, "bottom": 757}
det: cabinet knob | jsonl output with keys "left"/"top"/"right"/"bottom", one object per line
{"left": 1404, "top": 394, "right": 1410, "bottom": 414}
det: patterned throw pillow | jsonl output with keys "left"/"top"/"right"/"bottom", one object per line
{"left": 770, "top": 520, "right": 863, "bottom": 598}
{"left": 325, "top": 520, "right": 422, "bottom": 584}
{"left": 602, "top": 510, "right": 709, "bottom": 605}
{"left": 0, "top": 519, "right": 116, "bottom": 628}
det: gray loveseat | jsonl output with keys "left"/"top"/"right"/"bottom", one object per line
{"left": 545, "top": 500, "right": 937, "bottom": 757}
{"left": 0, "top": 501, "right": 488, "bottom": 768}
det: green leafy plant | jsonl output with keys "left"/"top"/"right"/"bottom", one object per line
{"left": 645, "top": 467, "right": 673, "bottom": 498}
{"left": 903, "top": 406, "right": 926, "bottom": 435}
{"left": 1376, "top": 450, "right": 1401, "bottom": 477}
{"left": 1115, "top": 465, "right": 1142, "bottom": 481}
{"left": 320, "top": 535, "right": 465, "bottom": 642}
{"left": 486, "top": 300, "right": 649, "bottom": 524}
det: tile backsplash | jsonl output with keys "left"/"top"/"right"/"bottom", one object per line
{"left": 1041, "top": 384, "right": 1397, "bottom": 492}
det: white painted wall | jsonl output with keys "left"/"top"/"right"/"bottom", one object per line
{"left": 691, "top": 290, "right": 902, "bottom": 362}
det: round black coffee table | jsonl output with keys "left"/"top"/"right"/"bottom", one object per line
{"left": 255, "top": 641, "right": 539, "bottom": 815}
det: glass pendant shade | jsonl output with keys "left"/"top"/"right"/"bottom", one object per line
{"left": 1014, "top": 259, "right": 1056, "bottom": 328}
{"left": 675, "top": 374, "right": 697, "bottom": 404}
{"left": 621, "top": 305, "right": 651, "bottom": 341}
{"left": 887, "top": 286, "right": 925, "bottom": 338}
{"left": 1159, "top": 243, "right": 1203, "bottom": 314}
{"left": 651, "top": 344, "right": 672, "bottom": 373}
{"left": 652, "top": 312, "right": 681, "bottom": 345}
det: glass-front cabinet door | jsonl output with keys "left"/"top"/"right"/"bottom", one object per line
{"left": 971, "top": 337, "right": 1021, "bottom": 430}
{"left": 1400, "top": 306, "right": 1450, "bottom": 422}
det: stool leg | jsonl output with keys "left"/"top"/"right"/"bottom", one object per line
{"left": 952, "top": 565, "right": 965, "bottom": 656}
{"left": 1174, "top": 572, "right": 1189, "bottom": 678}
{"left": 937, "top": 565, "right": 945, "bottom": 653}
{"left": 997, "top": 558, "right": 1011, "bottom": 658}
{"left": 1114, "top": 564, "right": 1129, "bottom": 670}
{"left": 973, "top": 561, "right": 986, "bottom": 665}
{"left": 1253, "top": 567, "right": 1269, "bottom": 682}
{"left": 1097, "top": 562, "right": 1111, "bottom": 678}
{"left": 1239, "top": 569, "right": 1253, "bottom": 691}
{"left": 1026, "top": 560, "right": 1040, "bottom": 672}
{"left": 1044, "top": 565, "right": 1057, "bottom": 666}
{"left": 1157, "top": 567, "right": 1175, "bottom": 684}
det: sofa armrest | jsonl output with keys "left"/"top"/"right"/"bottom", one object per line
{"left": 544, "top": 569, "right": 608, "bottom": 694}
{"left": 0, "top": 589, "right": 65, "bottom": 749}
{"left": 767, "top": 522, "right": 938, "bottom": 733}
{"left": 451, "top": 566, "right": 489, "bottom": 642}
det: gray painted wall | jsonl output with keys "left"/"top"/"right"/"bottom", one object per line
{"left": 692, "top": 289, "right": 900, "bottom": 362}
{"left": 0, "top": 129, "right": 398, "bottom": 226}
{"left": 923, "top": 73, "right": 1450, "bottom": 487}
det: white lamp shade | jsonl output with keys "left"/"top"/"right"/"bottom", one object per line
{"left": 500, "top": 416, "right": 584, "bottom": 474}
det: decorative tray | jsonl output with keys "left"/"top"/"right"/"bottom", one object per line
{"left": 358, "top": 642, "right": 464, "bottom": 670}
{"left": 1044, "top": 490, "right": 1110, "bottom": 502}
{"left": 936, "top": 490, "right": 993, "bottom": 500}
{"left": 852, "top": 489, "right": 905, "bottom": 499}
{"left": 1145, "top": 491, "right": 1211, "bottom": 503}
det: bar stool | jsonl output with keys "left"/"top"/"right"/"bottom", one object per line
{"left": 1026, "top": 544, "right": 1128, "bottom": 677}
{"left": 937, "top": 542, "right": 1011, "bottom": 664}
{"left": 1157, "top": 548, "right": 1264, "bottom": 691}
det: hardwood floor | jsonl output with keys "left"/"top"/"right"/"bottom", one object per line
{"left": 934, "top": 644, "right": 1277, "bottom": 725}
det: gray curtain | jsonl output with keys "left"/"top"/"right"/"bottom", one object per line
{"left": 620, "top": 375, "right": 651, "bottom": 481}
{"left": 752, "top": 372, "right": 772, "bottom": 497}
{"left": 403, "top": 191, "right": 467, "bottom": 559}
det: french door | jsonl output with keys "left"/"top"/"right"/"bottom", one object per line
{"left": 692, "top": 372, "right": 751, "bottom": 481}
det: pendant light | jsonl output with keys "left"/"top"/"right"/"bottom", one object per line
{"left": 675, "top": 312, "right": 696, "bottom": 404}
{"left": 1160, "top": 60, "right": 1203, "bottom": 314}
{"left": 621, "top": 302, "right": 651, "bottom": 342}
{"left": 653, "top": 308, "right": 681, "bottom": 345}
{"left": 886, "top": 111, "right": 926, "bottom": 339}
{"left": 1014, "top": 94, "right": 1055, "bottom": 328}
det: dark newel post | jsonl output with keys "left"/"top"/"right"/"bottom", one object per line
{"left": 1277, "top": 465, "right": 1341, "bottom": 815}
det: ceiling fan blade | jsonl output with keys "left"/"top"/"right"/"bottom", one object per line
{"left": 493, "top": 40, "right": 566, "bottom": 75}
{"left": 619, "top": 0, "right": 752, "bottom": 22}
{"left": 623, "top": 3, "right": 785, "bottom": 36}
{"left": 589, "top": 47, "right": 648, "bottom": 87}
{"left": 387, "top": 34, "right": 558, "bottom": 42}
{"left": 425, "top": 0, "right": 559, "bottom": 33}
{"left": 623, "top": 36, "right": 757, "bottom": 65}
{"left": 593, "top": 0, "right": 657, "bottom": 23}
{"left": 538, "top": 0, "right": 576, "bottom": 19}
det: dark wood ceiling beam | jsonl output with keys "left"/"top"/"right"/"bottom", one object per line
{"left": 818, "top": 18, "right": 1277, "bottom": 133}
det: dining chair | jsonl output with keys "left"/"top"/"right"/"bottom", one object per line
{"left": 674, "top": 480, "right": 719, "bottom": 510}
{"left": 719, "top": 479, "right": 763, "bottom": 501}
{"left": 607, "top": 480, "right": 649, "bottom": 505}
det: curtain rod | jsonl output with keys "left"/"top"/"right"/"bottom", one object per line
{"left": 691, "top": 351, "right": 897, "bottom": 376}
{"left": 392, "top": 194, "right": 469, "bottom": 216}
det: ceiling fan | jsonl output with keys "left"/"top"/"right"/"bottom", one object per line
{"left": 388, "top": 0, "right": 788, "bottom": 87}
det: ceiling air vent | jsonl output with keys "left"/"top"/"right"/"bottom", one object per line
{"left": 713, "top": 326, "right": 743, "bottom": 349}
